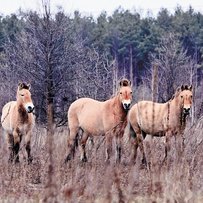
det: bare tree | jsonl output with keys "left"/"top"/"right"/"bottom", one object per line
{"left": 150, "top": 33, "right": 196, "bottom": 102}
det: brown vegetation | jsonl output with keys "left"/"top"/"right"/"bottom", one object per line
{"left": 0, "top": 116, "right": 202, "bottom": 202}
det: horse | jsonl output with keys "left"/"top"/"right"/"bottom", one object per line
{"left": 1, "top": 82, "right": 35, "bottom": 164}
{"left": 128, "top": 85, "right": 193, "bottom": 165}
{"left": 65, "top": 79, "right": 132, "bottom": 163}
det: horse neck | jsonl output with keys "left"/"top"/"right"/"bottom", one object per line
{"left": 112, "top": 95, "right": 127, "bottom": 120}
{"left": 16, "top": 99, "right": 28, "bottom": 120}
{"left": 169, "top": 97, "right": 186, "bottom": 129}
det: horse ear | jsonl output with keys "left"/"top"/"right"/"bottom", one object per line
{"left": 128, "top": 80, "right": 132, "bottom": 86}
{"left": 27, "top": 84, "right": 31, "bottom": 90}
{"left": 181, "top": 85, "right": 185, "bottom": 91}
{"left": 189, "top": 85, "right": 192, "bottom": 91}
{"left": 176, "top": 86, "right": 181, "bottom": 92}
{"left": 18, "top": 82, "right": 23, "bottom": 90}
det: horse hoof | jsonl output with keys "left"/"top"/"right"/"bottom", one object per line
{"left": 64, "top": 154, "right": 71, "bottom": 163}
{"left": 8, "top": 158, "right": 13, "bottom": 164}
{"left": 105, "top": 159, "right": 110, "bottom": 165}
{"left": 142, "top": 158, "right": 147, "bottom": 166}
{"left": 28, "top": 157, "right": 33, "bottom": 164}
{"left": 140, "top": 159, "right": 147, "bottom": 170}
{"left": 116, "top": 159, "right": 121, "bottom": 165}
{"left": 161, "top": 157, "right": 167, "bottom": 166}
{"left": 15, "top": 158, "right": 20, "bottom": 164}
{"left": 81, "top": 156, "right": 87, "bottom": 162}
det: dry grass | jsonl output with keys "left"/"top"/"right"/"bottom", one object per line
{"left": 0, "top": 118, "right": 203, "bottom": 202}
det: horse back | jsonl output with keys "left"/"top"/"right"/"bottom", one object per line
{"left": 68, "top": 97, "right": 120, "bottom": 135}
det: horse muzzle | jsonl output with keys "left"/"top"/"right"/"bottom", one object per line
{"left": 122, "top": 101, "right": 131, "bottom": 111}
{"left": 25, "top": 103, "right": 35, "bottom": 113}
{"left": 27, "top": 106, "right": 35, "bottom": 113}
{"left": 183, "top": 107, "right": 190, "bottom": 116}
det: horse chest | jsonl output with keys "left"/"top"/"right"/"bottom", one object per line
{"left": 18, "top": 123, "right": 30, "bottom": 134}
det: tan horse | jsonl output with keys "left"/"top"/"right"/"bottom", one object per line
{"left": 1, "top": 83, "right": 35, "bottom": 164}
{"left": 128, "top": 85, "right": 192, "bottom": 165}
{"left": 65, "top": 79, "right": 132, "bottom": 163}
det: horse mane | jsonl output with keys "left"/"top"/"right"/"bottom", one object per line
{"left": 18, "top": 82, "right": 30, "bottom": 90}
{"left": 181, "top": 84, "right": 192, "bottom": 91}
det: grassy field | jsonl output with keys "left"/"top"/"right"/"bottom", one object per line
{"left": 0, "top": 117, "right": 202, "bottom": 202}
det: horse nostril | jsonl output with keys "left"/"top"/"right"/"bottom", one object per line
{"left": 28, "top": 106, "right": 34, "bottom": 112}
{"left": 124, "top": 103, "right": 130, "bottom": 109}
{"left": 184, "top": 108, "right": 190, "bottom": 113}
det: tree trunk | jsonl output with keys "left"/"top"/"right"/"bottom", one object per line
{"left": 129, "top": 45, "right": 133, "bottom": 87}
{"left": 113, "top": 54, "right": 118, "bottom": 95}
{"left": 152, "top": 63, "right": 158, "bottom": 102}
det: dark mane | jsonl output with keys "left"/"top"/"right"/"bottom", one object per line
{"left": 119, "top": 79, "right": 131, "bottom": 87}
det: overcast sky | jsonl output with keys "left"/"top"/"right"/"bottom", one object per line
{"left": 0, "top": 0, "right": 203, "bottom": 17}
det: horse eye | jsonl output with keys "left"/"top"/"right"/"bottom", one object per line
{"left": 180, "top": 95, "right": 183, "bottom": 98}
{"left": 120, "top": 92, "right": 122, "bottom": 95}
{"left": 20, "top": 94, "right": 24, "bottom": 96}
{"left": 130, "top": 92, "right": 132, "bottom": 94}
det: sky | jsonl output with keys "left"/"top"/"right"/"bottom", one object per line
{"left": 0, "top": 0, "right": 203, "bottom": 18}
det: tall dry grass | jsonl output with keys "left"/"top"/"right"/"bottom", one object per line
{"left": 0, "top": 117, "right": 202, "bottom": 202}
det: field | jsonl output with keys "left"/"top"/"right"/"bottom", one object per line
{"left": 0, "top": 117, "right": 202, "bottom": 203}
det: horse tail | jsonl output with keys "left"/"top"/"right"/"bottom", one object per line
{"left": 73, "top": 128, "right": 83, "bottom": 153}
{"left": 129, "top": 123, "right": 136, "bottom": 139}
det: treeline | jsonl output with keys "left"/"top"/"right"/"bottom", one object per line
{"left": 0, "top": 5, "right": 203, "bottom": 125}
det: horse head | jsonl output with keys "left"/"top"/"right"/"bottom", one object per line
{"left": 175, "top": 85, "right": 193, "bottom": 116}
{"left": 118, "top": 79, "right": 132, "bottom": 111}
{"left": 17, "top": 82, "right": 35, "bottom": 113}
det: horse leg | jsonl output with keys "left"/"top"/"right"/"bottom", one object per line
{"left": 65, "top": 126, "right": 79, "bottom": 163}
{"left": 79, "top": 131, "right": 88, "bottom": 162}
{"left": 131, "top": 137, "right": 139, "bottom": 165}
{"left": 129, "top": 125, "right": 138, "bottom": 164}
{"left": 115, "top": 136, "right": 122, "bottom": 164}
{"left": 140, "top": 131, "right": 147, "bottom": 166}
{"left": 13, "top": 130, "right": 21, "bottom": 163}
{"left": 25, "top": 131, "right": 33, "bottom": 164}
{"left": 88, "top": 136, "right": 94, "bottom": 150}
{"left": 163, "top": 131, "right": 172, "bottom": 164}
{"left": 105, "top": 134, "right": 112, "bottom": 163}
{"left": 181, "top": 133, "right": 185, "bottom": 152}
{"left": 137, "top": 133, "right": 147, "bottom": 167}
{"left": 6, "top": 133, "right": 14, "bottom": 163}
{"left": 130, "top": 124, "right": 147, "bottom": 166}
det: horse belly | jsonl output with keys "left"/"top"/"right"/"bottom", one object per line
{"left": 141, "top": 119, "right": 164, "bottom": 135}
{"left": 80, "top": 121, "right": 104, "bottom": 135}
{"left": 79, "top": 113, "right": 104, "bottom": 136}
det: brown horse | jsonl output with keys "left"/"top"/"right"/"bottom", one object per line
{"left": 1, "top": 83, "right": 35, "bottom": 164}
{"left": 65, "top": 79, "right": 132, "bottom": 163}
{"left": 128, "top": 85, "right": 192, "bottom": 165}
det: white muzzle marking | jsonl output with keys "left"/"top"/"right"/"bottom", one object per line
{"left": 25, "top": 103, "right": 35, "bottom": 113}
{"left": 122, "top": 99, "right": 131, "bottom": 110}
